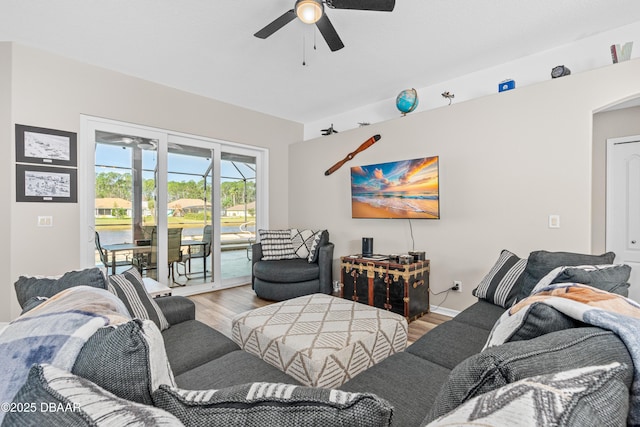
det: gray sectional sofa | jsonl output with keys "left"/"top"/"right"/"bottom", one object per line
{"left": 160, "top": 296, "right": 509, "bottom": 425}
{"left": 4, "top": 249, "right": 636, "bottom": 426}
{"left": 162, "top": 295, "right": 634, "bottom": 426}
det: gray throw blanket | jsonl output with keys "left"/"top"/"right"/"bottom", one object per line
{"left": 486, "top": 282, "right": 640, "bottom": 426}
{"left": 0, "top": 286, "right": 130, "bottom": 424}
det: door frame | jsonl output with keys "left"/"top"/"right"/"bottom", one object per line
{"left": 80, "top": 117, "right": 169, "bottom": 277}
{"left": 79, "top": 115, "right": 269, "bottom": 293}
{"left": 605, "top": 135, "right": 640, "bottom": 254}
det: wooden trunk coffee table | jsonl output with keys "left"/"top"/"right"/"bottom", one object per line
{"left": 231, "top": 293, "right": 408, "bottom": 388}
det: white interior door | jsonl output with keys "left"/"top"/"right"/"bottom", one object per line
{"left": 606, "top": 135, "right": 640, "bottom": 302}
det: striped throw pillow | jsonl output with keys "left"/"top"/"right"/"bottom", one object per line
{"left": 153, "top": 382, "right": 393, "bottom": 426}
{"left": 472, "top": 250, "right": 526, "bottom": 308}
{"left": 5, "top": 365, "right": 180, "bottom": 426}
{"left": 258, "top": 229, "right": 297, "bottom": 261}
{"left": 107, "top": 267, "right": 170, "bottom": 331}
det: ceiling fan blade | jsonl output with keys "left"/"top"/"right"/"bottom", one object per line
{"left": 316, "top": 14, "right": 344, "bottom": 52}
{"left": 326, "top": 0, "right": 395, "bottom": 11}
{"left": 254, "top": 9, "right": 296, "bottom": 39}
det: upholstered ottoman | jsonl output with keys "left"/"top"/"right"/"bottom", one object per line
{"left": 231, "top": 293, "right": 408, "bottom": 388}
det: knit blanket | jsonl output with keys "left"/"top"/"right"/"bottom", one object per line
{"left": 486, "top": 282, "right": 640, "bottom": 425}
{"left": 0, "top": 286, "right": 130, "bottom": 423}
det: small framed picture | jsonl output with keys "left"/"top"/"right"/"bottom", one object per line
{"left": 15, "top": 124, "right": 77, "bottom": 167}
{"left": 16, "top": 164, "right": 78, "bottom": 203}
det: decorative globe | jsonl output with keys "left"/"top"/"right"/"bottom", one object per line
{"left": 396, "top": 88, "right": 419, "bottom": 116}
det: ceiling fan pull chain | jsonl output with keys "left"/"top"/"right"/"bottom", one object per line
{"left": 302, "top": 32, "right": 307, "bottom": 66}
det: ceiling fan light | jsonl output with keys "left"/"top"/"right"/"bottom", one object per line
{"left": 296, "top": 0, "right": 323, "bottom": 24}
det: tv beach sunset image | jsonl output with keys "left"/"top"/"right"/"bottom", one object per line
{"left": 351, "top": 156, "right": 439, "bottom": 219}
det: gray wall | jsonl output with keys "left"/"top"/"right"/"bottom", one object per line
{"left": 289, "top": 58, "right": 640, "bottom": 313}
{"left": 2, "top": 42, "right": 303, "bottom": 321}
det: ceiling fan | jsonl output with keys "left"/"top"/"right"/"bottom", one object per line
{"left": 254, "top": 0, "right": 395, "bottom": 52}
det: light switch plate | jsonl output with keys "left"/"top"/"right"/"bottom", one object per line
{"left": 38, "top": 216, "right": 53, "bottom": 227}
{"left": 548, "top": 214, "right": 560, "bottom": 228}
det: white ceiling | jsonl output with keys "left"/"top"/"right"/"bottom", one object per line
{"left": 1, "top": 1, "right": 640, "bottom": 124}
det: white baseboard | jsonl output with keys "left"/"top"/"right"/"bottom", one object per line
{"left": 430, "top": 305, "right": 460, "bottom": 318}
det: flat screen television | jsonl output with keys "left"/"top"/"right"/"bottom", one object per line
{"left": 351, "top": 156, "right": 439, "bottom": 219}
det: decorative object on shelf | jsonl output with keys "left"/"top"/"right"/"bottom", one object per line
{"left": 398, "top": 255, "right": 414, "bottom": 265}
{"left": 551, "top": 65, "right": 571, "bottom": 79}
{"left": 441, "top": 91, "right": 455, "bottom": 105}
{"left": 498, "top": 79, "right": 515, "bottom": 92}
{"left": 253, "top": 0, "right": 395, "bottom": 53}
{"left": 321, "top": 124, "right": 338, "bottom": 135}
{"left": 396, "top": 88, "right": 419, "bottom": 115}
{"left": 324, "top": 134, "right": 381, "bottom": 176}
{"left": 611, "top": 42, "right": 633, "bottom": 63}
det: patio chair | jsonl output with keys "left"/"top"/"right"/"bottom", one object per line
{"left": 177, "top": 225, "right": 212, "bottom": 280}
{"left": 136, "top": 228, "right": 183, "bottom": 284}
{"left": 94, "top": 231, "right": 131, "bottom": 275}
{"left": 239, "top": 221, "right": 255, "bottom": 260}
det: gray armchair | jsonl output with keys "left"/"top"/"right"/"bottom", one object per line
{"left": 251, "top": 233, "right": 334, "bottom": 301}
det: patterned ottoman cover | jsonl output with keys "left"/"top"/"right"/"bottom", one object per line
{"left": 231, "top": 294, "right": 408, "bottom": 388}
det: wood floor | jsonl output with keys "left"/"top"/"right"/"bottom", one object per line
{"left": 188, "top": 285, "right": 452, "bottom": 345}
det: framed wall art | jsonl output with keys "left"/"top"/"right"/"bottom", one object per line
{"left": 351, "top": 156, "right": 440, "bottom": 219}
{"left": 15, "top": 124, "right": 77, "bottom": 167}
{"left": 15, "top": 164, "right": 78, "bottom": 203}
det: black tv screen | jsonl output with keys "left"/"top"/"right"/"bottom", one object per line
{"left": 351, "top": 156, "right": 439, "bottom": 219}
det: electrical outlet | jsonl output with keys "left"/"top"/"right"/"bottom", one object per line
{"left": 37, "top": 216, "right": 53, "bottom": 227}
{"left": 452, "top": 280, "right": 462, "bottom": 292}
{"left": 548, "top": 214, "right": 560, "bottom": 228}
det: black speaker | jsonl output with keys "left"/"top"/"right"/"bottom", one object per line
{"left": 362, "top": 237, "right": 373, "bottom": 257}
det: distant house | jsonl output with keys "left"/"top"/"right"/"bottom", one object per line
{"left": 95, "top": 198, "right": 132, "bottom": 218}
{"left": 168, "top": 199, "right": 211, "bottom": 216}
{"left": 225, "top": 201, "right": 255, "bottom": 217}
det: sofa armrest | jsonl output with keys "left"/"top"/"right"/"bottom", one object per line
{"left": 155, "top": 295, "right": 196, "bottom": 325}
{"left": 318, "top": 242, "right": 335, "bottom": 295}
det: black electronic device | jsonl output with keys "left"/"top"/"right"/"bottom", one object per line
{"left": 362, "top": 237, "right": 374, "bottom": 257}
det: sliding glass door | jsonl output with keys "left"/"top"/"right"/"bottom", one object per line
{"left": 92, "top": 127, "right": 162, "bottom": 278}
{"left": 166, "top": 135, "right": 217, "bottom": 287}
{"left": 81, "top": 116, "right": 266, "bottom": 294}
{"left": 220, "top": 151, "right": 256, "bottom": 283}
